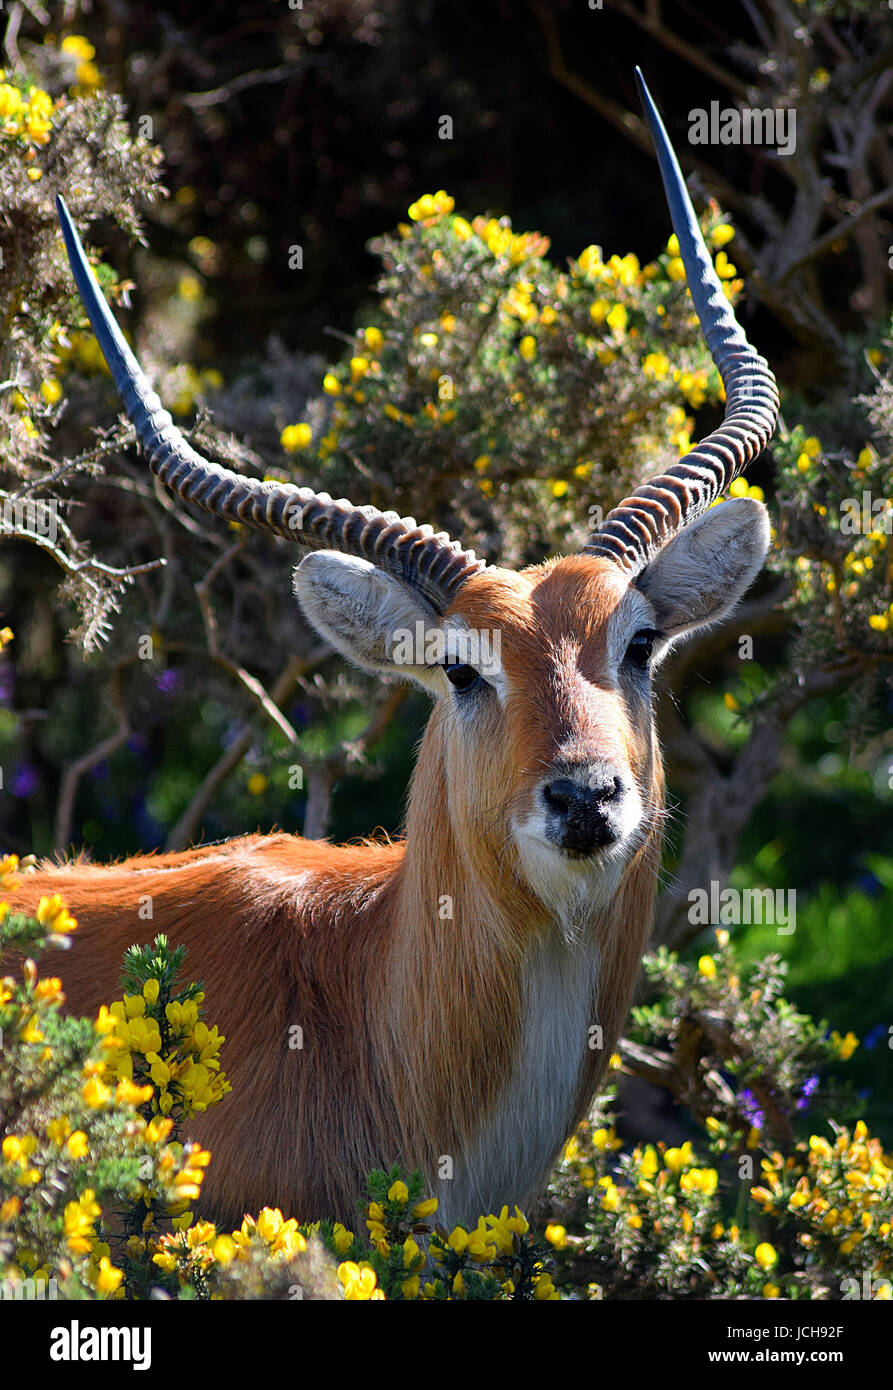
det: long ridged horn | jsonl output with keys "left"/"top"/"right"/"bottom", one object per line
{"left": 56, "top": 196, "right": 485, "bottom": 613}
{"left": 582, "top": 69, "right": 778, "bottom": 574}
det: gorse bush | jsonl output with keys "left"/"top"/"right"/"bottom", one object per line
{"left": 277, "top": 191, "right": 746, "bottom": 568}
{"left": 0, "top": 856, "right": 231, "bottom": 1300}
{"left": 0, "top": 36, "right": 160, "bottom": 651}
{"left": 546, "top": 1104, "right": 893, "bottom": 1301}
{"left": 544, "top": 935, "right": 893, "bottom": 1301}
{"left": 0, "top": 857, "right": 557, "bottom": 1301}
{"left": 2, "top": 854, "right": 888, "bottom": 1301}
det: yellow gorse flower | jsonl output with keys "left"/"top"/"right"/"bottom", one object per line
{"left": 63, "top": 1189, "right": 101, "bottom": 1254}
{"left": 36, "top": 894, "right": 77, "bottom": 935}
{"left": 642, "top": 351, "right": 670, "bottom": 381}
{"left": 606, "top": 303, "right": 627, "bottom": 339}
{"left": 61, "top": 35, "right": 96, "bottom": 61}
{"left": 0, "top": 83, "right": 22, "bottom": 119}
{"left": 710, "top": 224, "right": 735, "bottom": 248}
{"left": 607, "top": 252, "right": 640, "bottom": 287}
{"left": 471, "top": 215, "right": 549, "bottom": 265}
{"left": 332, "top": 1222, "right": 354, "bottom": 1253}
{"left": 0, "top": 82, "right": 54, "bottom": 146}
{"left": 408, "top": 191, "right": 454, "bottom": 223}
{"left": 664, "top": 1142, "right": 694, "bottom": 1174}
{"left": 714, "top": 251, "right": 737, "bottom": 280}
{"left": 65, "top": 1131, "right": 89, "bottom": 1159}
{"left": 832, "top": 1030, "right": 859, "bottom": 1061}
{"left": 680, "top": 1167, "right": 718, "bottom": 1196}
{"left": 95, "top": 1256, "right": 124, "bottom": 1293}
{"left": 40, "top": 377, "right": 63, "bottom": 404}
{"left": 100, "top": 979, "right": 230, "bottom": 1119}
{"left": 338, "top": 1260, "right": 384, "bottom": 1300}
{"left": 577, "top": 244, "right": 604, "bottom": 277}
{"left": 534, "top": 1272, "right": 560, "bottom": 1301}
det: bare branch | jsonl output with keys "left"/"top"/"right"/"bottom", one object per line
{"left": 193, "top": 540, "right": 300, "bottom": 744}
{"left": 659, "top": 582, "right": 790, "bottom": 700}
{"left": 182, "top": 62, "right": 320, "bottom": 111}
{"left": 195, "top": 538, "right": 247, "bottom": 658}
{"left": 611, "top": 0, "right": 750, "bottom": 100}
{"left": 165, "top": 646, "right": 330, "bottom": 851}
{"left": 655, "top": 656, "right": 866, "bottom": 951}
{"left": 780, "top": 186, "right": 893, "bottom": 285}
{"left": 150, "top": 474, "right": 229, "bottom": 548}
{"left": 53, "top": 664, "right": 131, "bottom": 855}
{"left": 302, "top": 764, "right": 337, "bottom": 843}
{"left": 526, "top": 0, "right": 752, "bottom": 219}
{"left": 302, "top": 684, "right": 410, "bottom": 840}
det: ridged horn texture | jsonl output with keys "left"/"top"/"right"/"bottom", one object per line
{"left": 582, "top": 69, "right": 779, "bottom": 575}
{"left": 55, "top": 196, "right": 485, "bottom": 614}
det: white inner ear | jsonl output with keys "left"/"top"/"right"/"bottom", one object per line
{"left": 292, "top": 552, "right": 447, "bottom": 693}
{"left": 634, "top": 497, "right": 770, "bottom": 637}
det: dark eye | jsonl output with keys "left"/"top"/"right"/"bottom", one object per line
{"left": 445, "top": 663, "right": 483, "bottom": 693}
{"left": 624, "top": 629, "right": 659, "bottom": 670}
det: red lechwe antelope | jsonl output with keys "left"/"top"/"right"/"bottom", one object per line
{"left": 5, "top": 72, "right": 777, "bottom": 1229}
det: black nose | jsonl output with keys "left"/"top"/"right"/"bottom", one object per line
{"left": 542, "top": 773, "right": 625, "bottom": 855}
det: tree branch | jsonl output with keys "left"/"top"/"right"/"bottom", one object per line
{"left": 611, "top": 0, "right": 750, "bottom": 100}
{"left": 53, "top": 664, "right": 131, "bottom": 855}
{"left": 654, "top": 656, "right": 865, "bottom": 950}
{"left": 302, "top": 684, "right": 409, "bottom": 840}
{"left": 165, "top": 645, "right": 330, "bottom": 851}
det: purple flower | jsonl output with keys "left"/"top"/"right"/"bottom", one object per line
{"left": 739, "top": 1088, "right": 764, "bottom": 1131}
{"left": 156, "top": 669, "right": 181, "bottom": 694}
{"left": 795, "top": 1074, "right": 820, "bottom": 1111}
{"left": 290, "top": 700, "right": 311, "bottom": 728}
{"left": 10, "top": 763, "right": 38, "bottom": 798}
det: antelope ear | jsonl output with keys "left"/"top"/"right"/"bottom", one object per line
{"left": 293, "top": 552, "right": 447, "bottom": 692}
{"left": 634, "top": 497, "right": 770, "bottom": 636}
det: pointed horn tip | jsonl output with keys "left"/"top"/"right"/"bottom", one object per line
{"left": 56, "top": 194, "right": 75, "bottom": 236}
{"left": 56, "top": 195, "right": 71, "bottom": 239}
{"left": 633, "top": 67, "right": 657, "bottom": 119}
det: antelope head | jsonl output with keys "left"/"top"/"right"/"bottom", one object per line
{"left": 57, "top": 71, "right": 778, "bottom": 920}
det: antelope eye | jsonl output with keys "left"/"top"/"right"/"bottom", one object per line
{"left": 625, "top": 629, "right": 659, "bottom": 669}
{"left": 445, "top": 663, "right": 483, "bottom": 692}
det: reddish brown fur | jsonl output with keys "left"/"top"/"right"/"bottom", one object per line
{"left": 3, "top": 556, "right": 663, "bottom": 1227}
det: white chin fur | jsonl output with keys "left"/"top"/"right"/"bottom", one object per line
{"left": 512, "top": 818, "right": 639, "bottom": 940}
